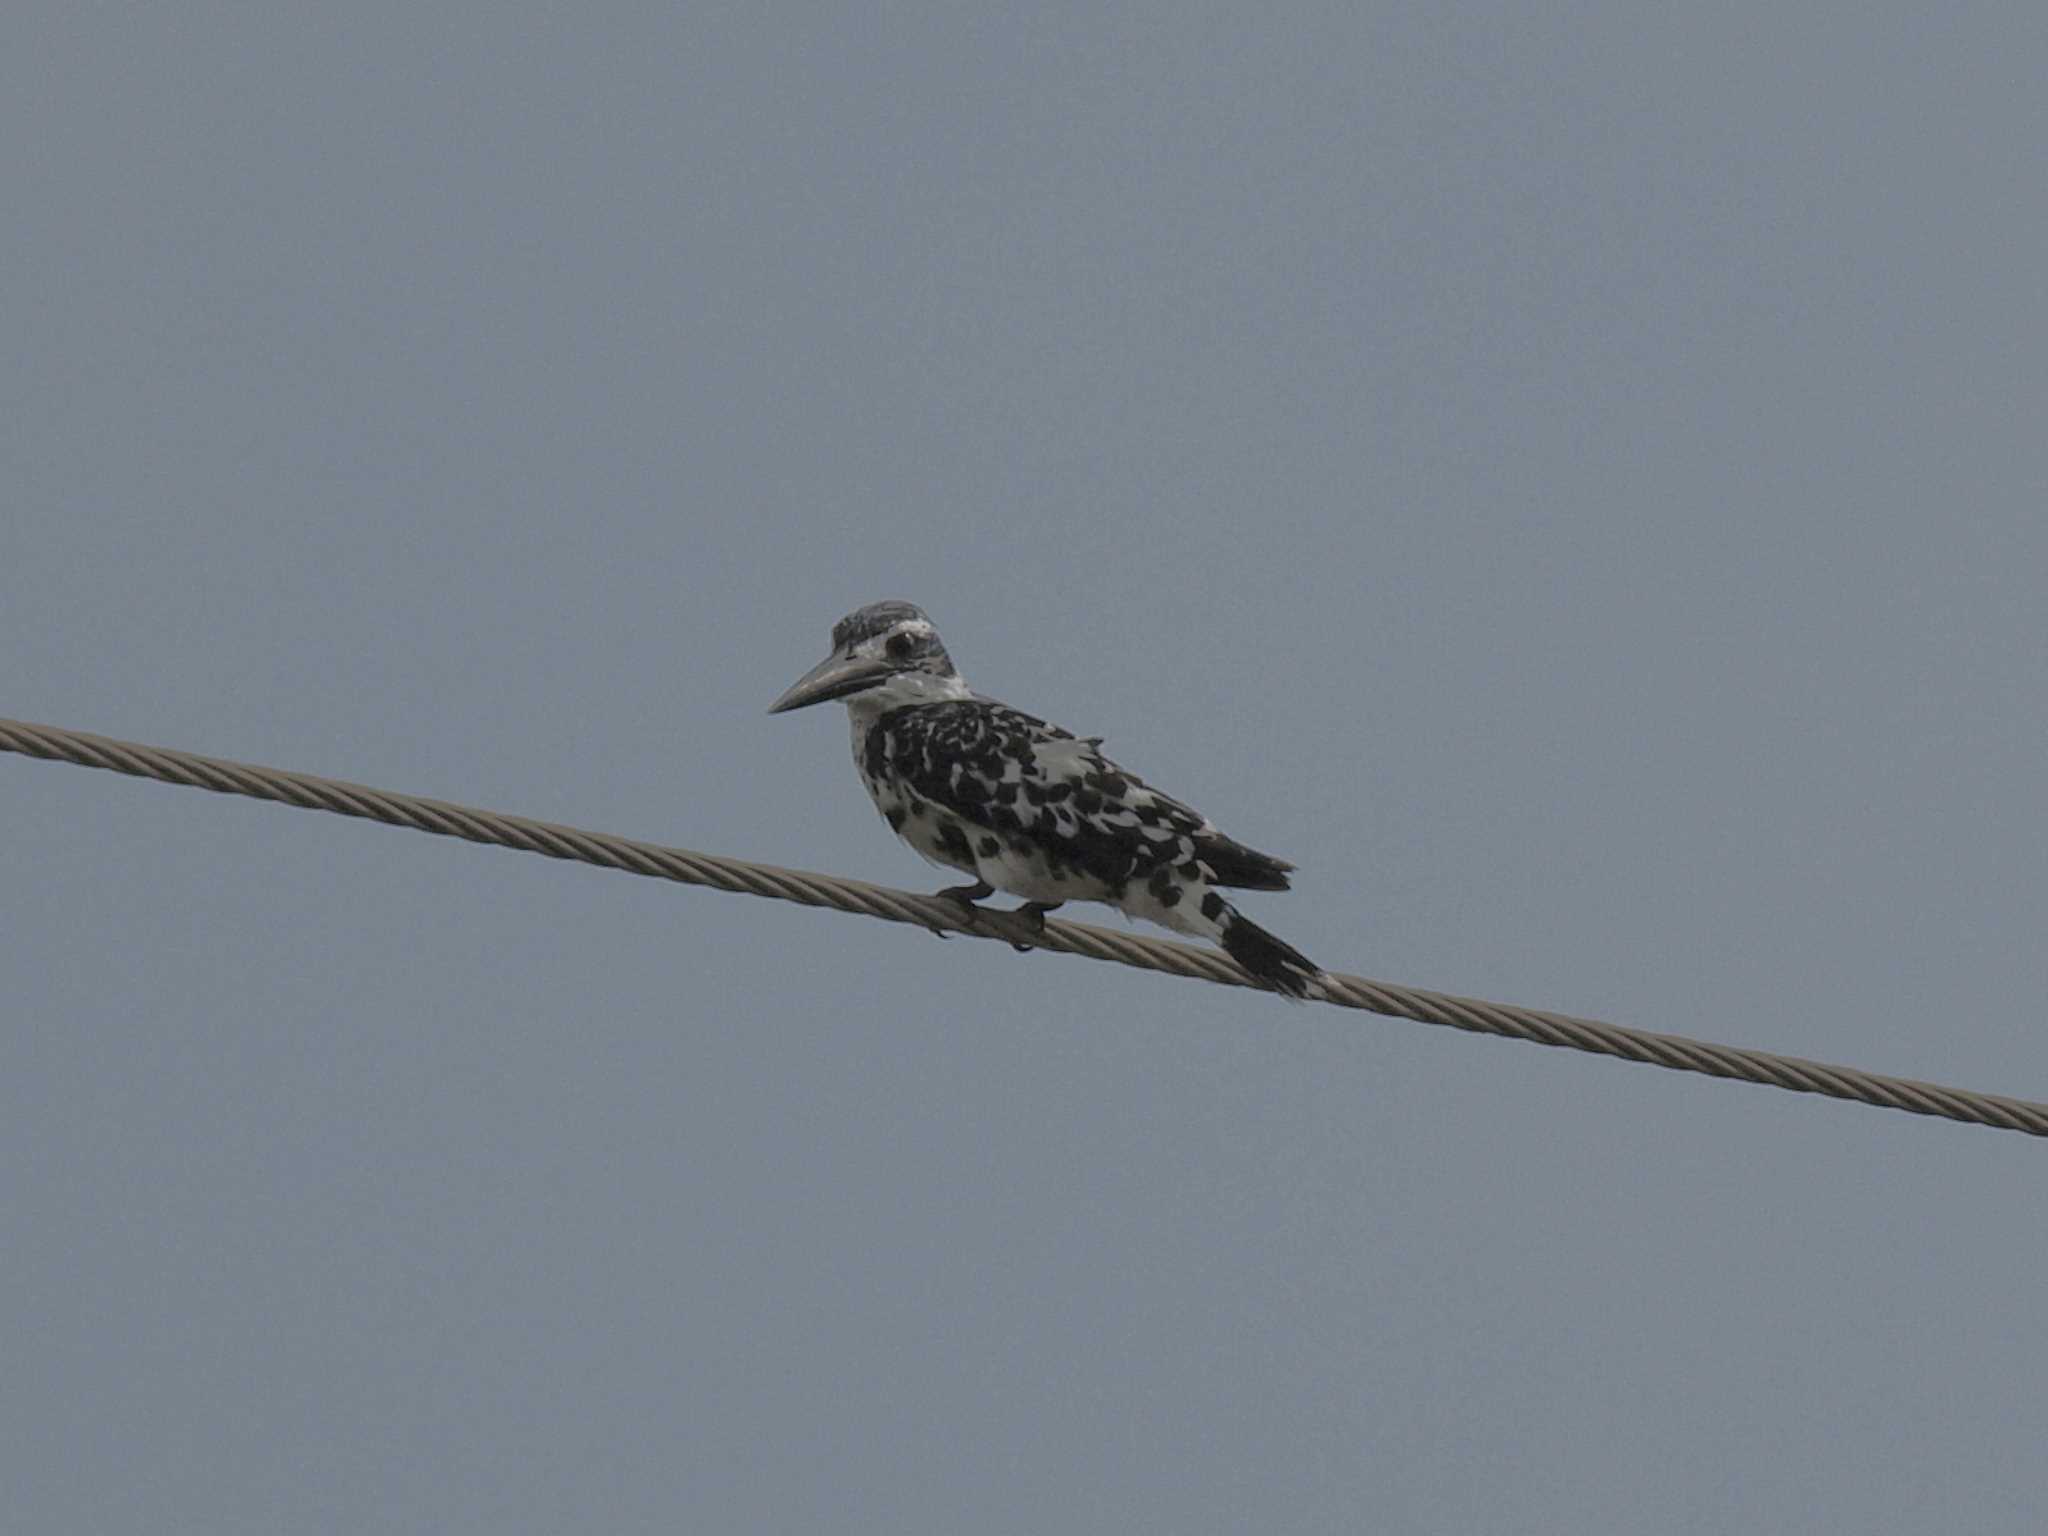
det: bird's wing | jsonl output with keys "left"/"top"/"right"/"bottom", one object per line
{"left": 1024, "top": 721, "right": 1297, "bottom": 891}
{"left": 882, "top": 700, "right": 1292, "bottom": 890}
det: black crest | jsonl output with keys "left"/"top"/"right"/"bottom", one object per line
{"left": 831, "top": 600, "right": 929, "bottom": 653}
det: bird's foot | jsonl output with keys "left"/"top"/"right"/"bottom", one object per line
{"left": 1006, "top": 900, "right": 1064, "bottom": 953}
{"left": 926, "top": 879, "right": 994, "bottom": 938}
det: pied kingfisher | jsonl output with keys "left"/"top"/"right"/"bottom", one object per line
{"left": 769, "top": 600, "right": 1323, "bottom": 998}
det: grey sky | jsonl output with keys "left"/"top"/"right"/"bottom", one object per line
{"left": 5, "top": 3, "right": 2046, "bottom": 1531}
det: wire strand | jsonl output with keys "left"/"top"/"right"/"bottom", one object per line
{"left": 5, "top": 714, "right": 2043, "bottom": 1140}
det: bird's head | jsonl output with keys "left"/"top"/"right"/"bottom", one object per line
{"left": 768, "top": 600, "right": 971, "bottom": 717}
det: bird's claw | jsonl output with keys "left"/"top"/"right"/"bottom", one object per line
{"left": 1006, "top": 901, "right": 1063, "bottom": 953}
{"left": 927, "top": 880, "right": 993, "bottom": 938}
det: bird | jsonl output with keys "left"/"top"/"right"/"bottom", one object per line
{"left": 768, "top": 600, "right": 1324, "bottom": 998}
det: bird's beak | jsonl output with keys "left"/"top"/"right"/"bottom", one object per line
{"left": 768, "top": 652, "right": 892, "bottom": 714}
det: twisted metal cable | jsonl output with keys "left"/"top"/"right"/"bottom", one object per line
{"left": 5, "top": 713, "right": 2044, "bottom": 1140}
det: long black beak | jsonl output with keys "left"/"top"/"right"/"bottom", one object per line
{"left": 767, "top": 653, "right": 892, "bottom": 714}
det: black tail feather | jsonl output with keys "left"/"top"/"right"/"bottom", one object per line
{"left": 1198, "top": 835, "right": 1295, "bottom": 892}
{"left": 1219, "top": 911, "right": 1322, "bottom": 999}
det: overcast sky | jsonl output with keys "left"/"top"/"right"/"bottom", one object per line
{"left": 6, "top": 4, "right": 2046, "bottom": 1531}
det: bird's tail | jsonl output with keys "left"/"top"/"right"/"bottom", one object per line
{"left": 1219, "top": 908, "right": 1324, "bottom": 1000}
{"left": 1197, "top": 834, "right": 1295, "bottom": 891}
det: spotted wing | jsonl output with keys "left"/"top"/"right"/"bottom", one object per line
{"left": 871, "top": 699, "right": 1292, "bottom": 891}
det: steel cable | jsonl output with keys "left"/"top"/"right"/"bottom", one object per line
{"left": 5, "top": 714, "right": 2043, "bottom": 1139}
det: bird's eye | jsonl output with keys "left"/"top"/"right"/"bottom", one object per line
{"left": 887, "top": 633, "right": 915, "bottom": 658}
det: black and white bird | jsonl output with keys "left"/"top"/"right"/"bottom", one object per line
{"left": 769, "top": 600, "right": 1324, "bottom": 997}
